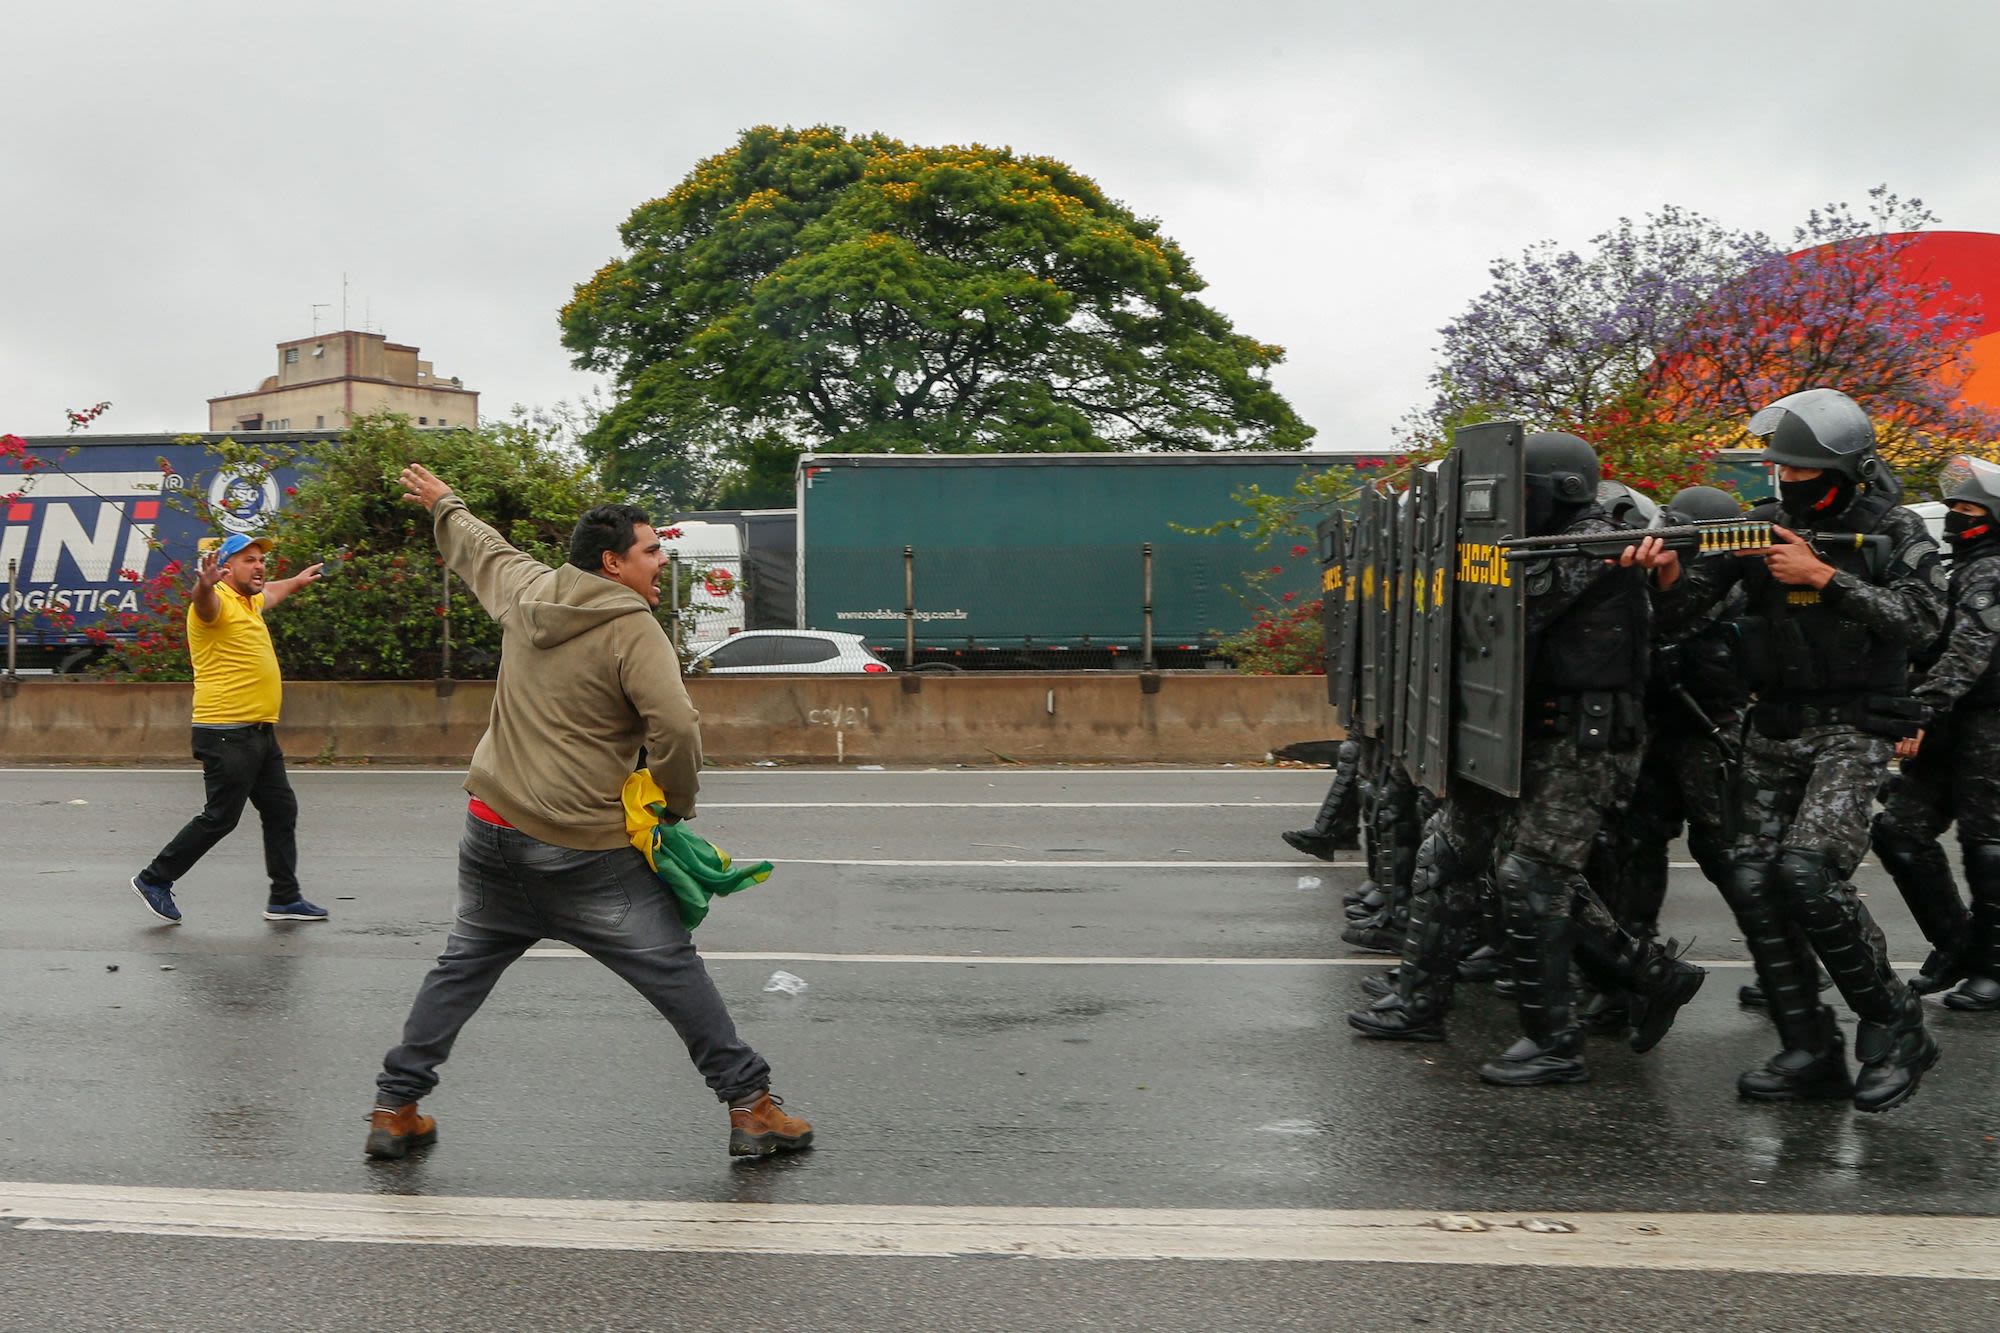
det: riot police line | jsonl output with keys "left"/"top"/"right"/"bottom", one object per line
{"left": 1283, "top": 389, "right": 2000, "bottom": 1113}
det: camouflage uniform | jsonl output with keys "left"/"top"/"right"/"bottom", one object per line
{"left": 1872, "top": 543, "right": 2000, "bottom": 999}
{"left": 1659, "top": 500, "right": 1945, "bottom": 1089}
{"left": 1352, "top": 512, "right": 1691, "bottom": 1065}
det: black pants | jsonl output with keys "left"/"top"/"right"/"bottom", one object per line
{"left": 144, "top": 724, "right": 300, "bottom": 899}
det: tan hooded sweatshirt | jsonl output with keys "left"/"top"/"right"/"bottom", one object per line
{"left": 433, "top": 495, "right": 702, "bottom": 848}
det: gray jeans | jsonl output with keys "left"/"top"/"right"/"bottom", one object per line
{"left": 376, "top": 814, "right": 771, "bottom": 1106}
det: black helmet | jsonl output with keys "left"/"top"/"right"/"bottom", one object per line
{"left": 1522, "top": 432, "right": 1601, "bottom": 536}
{"left": 1524, "top": 431, "right": 1601, "bottom": 500}
{"left": 1596, "top": 479, "right": 1660, "bottom": 529}
{"left": 1939, "top": 455, "right": 2000, "bottom": 518}
{"left": 1666, "top": 485, "right": 1744, "bottom": 523}
{"left": 1747, "top": 389, "right": 1877, "bottom": 476}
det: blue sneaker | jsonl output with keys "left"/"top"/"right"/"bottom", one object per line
{"left": 131, "top": 875, "right": 181, "bottom": 925}
{"left": 264, "top": 896, "right": 329, "bottom": 922}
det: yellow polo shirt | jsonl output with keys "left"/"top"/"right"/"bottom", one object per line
{"left": 187, "top": 587, "right": 283, "bottom": 724}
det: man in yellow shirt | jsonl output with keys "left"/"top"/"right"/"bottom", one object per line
{"left": 131, "top": 533, "right": 326, "bottom": 925}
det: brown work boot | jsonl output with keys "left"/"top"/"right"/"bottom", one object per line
{"left": 364, "top": 1102, "right": 438, "bottom": 1160}
{"left": 728, "top": 1091, "right": 813, "bottom": 1157}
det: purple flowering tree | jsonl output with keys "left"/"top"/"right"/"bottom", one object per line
{"left": 1409, "top": 188, "right": 1991, "bottom": 486}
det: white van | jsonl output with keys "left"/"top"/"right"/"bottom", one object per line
{"left": 660, "top": 519, "right": 744, "bottom": 644}
{"left": 1906, "top": 499, "right": 1947, "bottom": 548}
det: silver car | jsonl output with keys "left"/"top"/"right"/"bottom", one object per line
{"left": 685, "top": 630, "right": 892, "bottom": 675}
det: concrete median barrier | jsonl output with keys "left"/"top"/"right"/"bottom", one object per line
{"left": 0, "top": 675, "right": 1336, "bottom": 766}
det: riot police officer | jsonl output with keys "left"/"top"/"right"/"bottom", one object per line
{"left": 1588, "top": 484, "right": 1751, "bottom": 945}
{"left": 1871, "top": 455, "right": 2000, "bottom": 1012}
{"left": 1281, "top": 736, "right": 1363, "bottom": 861}
{"left": 1629, "top": 389, "right": 1945, "bottom": 1112}
{"left": 1348, "top": 432, "right": 1705, "bottom": 1085}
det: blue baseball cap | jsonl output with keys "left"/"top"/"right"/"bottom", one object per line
{"left": 214, "top": 533, "right": 274, "bottom": 561}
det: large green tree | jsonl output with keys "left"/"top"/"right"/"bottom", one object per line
{"left": 562, "top": 125, "right": 1313, "bottom": 508}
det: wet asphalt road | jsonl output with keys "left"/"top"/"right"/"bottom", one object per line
{"left": 2, "top": 763, "right": 1998, "bottom": 1330}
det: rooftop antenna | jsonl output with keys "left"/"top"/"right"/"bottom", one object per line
{"left": 310, "top": 302, "right": 329, "bottom": 335}
{"left": 342, "top": 273, "right": 349, "bottom": 331}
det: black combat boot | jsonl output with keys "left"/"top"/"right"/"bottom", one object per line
{"left": 1716, "top": 854, "right": 1852, "bottom": 1100}
{"left": 1479, "top": 856, "right": 1588, "bottom": 1086}
{"left": 1341, "top": 904, "right": 1405, "bottom": 954}
{"left": 1571, "top": 923, "right": 1706, "bottom": 1054}
{"left": 1871, "top": 815, "right": 1969, "bottom": 996}
{"left": 1360, "top": 967, "right": 1400, "bottom": 1000}
{"left": 1284, "top": 742, "right": 1363, "bottom": 859}
{"left": 1283, "top": 828, "right": 1347, "bottom": 860}
{"left": 1576, "top": 987, "right": 1631, "bottom": 1036}
{"left": 1777, "top": 849, "right": 1939, "bottom": 1112}
{"left": 1945, "top": 842, "right": 2000, "bottom": 1013}
{"left": 1348, "top": 832, "right": 1463, "bottom": 1042}
{"left": 1456, "top": 944, "right": 1504, "bottom": 982}
{"left": 1852, "top": 992, "right": 1941, "bottom": 1113}
{"left": 1738, "top": 1004, "right": 1854, "bottom": 1102}
{"left": 1456, "top": 884, "right": 1506, "bottom": 982}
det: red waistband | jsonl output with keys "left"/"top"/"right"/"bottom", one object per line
{"left": 467, "top": 797, "right": 514, "bottom": 829}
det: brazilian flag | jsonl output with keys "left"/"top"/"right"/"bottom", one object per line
{"left": 621, "top": 772, "right": 772, "bottom": 929}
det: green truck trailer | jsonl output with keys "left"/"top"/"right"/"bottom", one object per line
{"left": 796, "top": 452, "right": 1347, "bottom": 668}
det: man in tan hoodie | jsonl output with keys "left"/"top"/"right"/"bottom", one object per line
{"left": 365, "top": 463, "right": 811, "bottom": 1161}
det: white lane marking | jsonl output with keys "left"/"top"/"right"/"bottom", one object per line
{"left": 732, "top": 859, "right": 1710, "bottom": 869}
{"left": 531, "top": 950, "right": 1359, "bottom": 965}
{"left": 523, "top": 949, "right": 1784, "bottom": 969}
{"left": 757, "top": 859, "right": 1323, "bottom": 868}
{"left": 5, "top": 1184, "right": 1997, "bottom": 1278}
{"left": 702, "top": 802, "right": 1319, "bottom": 809}
{"left": 0, "top": 767, "right": 1330, "bottom": 777}
{"left": 0, "top": 768, "right": 470, "bottom": 776}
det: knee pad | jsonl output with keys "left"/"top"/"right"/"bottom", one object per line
{"left": 1413, "top": 829, "right": 1462, "bottom": 895}
{"left": 1870, "top": 812, "right": 1930, "bottom": 860}
{"left": 1685, "top": 826, "right": 1726, "bottom": 882}
{"left": 1964, "top": 841, "right": 2000, "bottom": 895}
{"left": 1496, "top": 852, "right": 1566, "bottom": 920}
{"left": 1775, "top": 848, "right": 1843, "bottom": 922}
{"left": 1717, "top": 854, "right": 1778, "bottom": 917}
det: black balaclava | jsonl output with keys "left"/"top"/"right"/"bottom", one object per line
{"left": 1778, "top": 472, "right": 1853, "bottom": 522}
{"left": 1946, "top": 507, "right": 1998, "bottom": 557}
{"left": 1524, "top": 477, "right": 1557, "bottom": 536}
{"left": 1524, "top": 480, "right": 1592, "bottom": 537}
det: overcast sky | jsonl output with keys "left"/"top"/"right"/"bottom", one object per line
{"left": 6, "top": 1, "right": 1997, "bottom": 451}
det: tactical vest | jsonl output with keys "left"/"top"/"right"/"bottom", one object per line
{"left": 1944, "top": 543, "right": 2000, "bottom": 709}
{"left": 1531, "top": 564, "right": 1650, "bottom": 695}
{"left": 1732, "top": 500, "right": 1906, "bottom": 700}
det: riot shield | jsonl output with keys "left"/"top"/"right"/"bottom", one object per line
{"left": 1354, "top": 486, "right": 1388, "bottom": 737}
{"left": 1450, "top": 422, "right": 1527, "bottom": 796}
{"left": 1414, "top": 451, "right": 1459, "bottom": 795}
{"left": 1386, "top": 483, "right": 1415, "bottom": 761}
{"left": 1317, "top": 510, "right": 1354, "bottom": 718}
{"left": 1368, "top": 485, "right": 1400, "bottom": 740}
{"left": 1394, "top": 470, "right": 1426, "bottom": 779}
{"left": 1334, "top": 518, "right": 1361, "bottom": 729}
